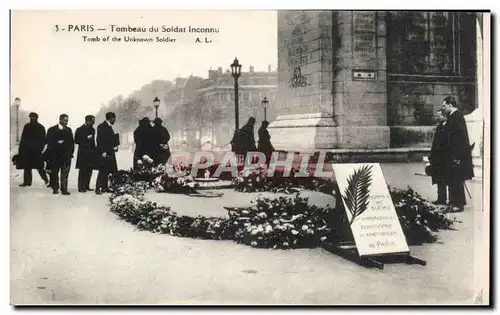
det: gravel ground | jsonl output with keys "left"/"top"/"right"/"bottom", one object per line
{"left": 10, "top": 150, "right": 486, "bottom": 305}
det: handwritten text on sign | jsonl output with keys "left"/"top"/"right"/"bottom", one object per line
{"left": 333, "top": 163, "right": 409, "bottom": 256}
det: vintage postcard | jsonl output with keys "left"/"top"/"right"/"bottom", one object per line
{"left": 9, "top": 9, "right": 491, "bottom": 305}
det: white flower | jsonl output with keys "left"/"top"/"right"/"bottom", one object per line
{"left": 272, "top": 220, "right": 279, "bottom": 225}
{"left": 307, "top": 229, "right": 314, "bottom": 235}
{"left": 320, "top": 236, "right": 327, "bottom": 241}
{"left": 251, "top": 241, "right": 258, "bottom": 247}
{"left": 301, "top": 225, "right": 308, "bottom": 231}
{"left": 265, "top": 225, "right": 273, "bottom": 234}
{"left": 176, "top": 178, "right": 185, "bottom": 185}
{"left": 244, "top": 222, "right": 251, "bottom": 227}
{"left": 137, "top": 160, "right": 143, "bottom": 165}
{"left": 258, "top": 212, "right": 267, "bottom": 218}
{"left": 291, "top": 230, "right": 299, "bottom": 235}
{"left": 283, "top": 242, "right": 289, "bottom": 247}
{"left": 251, "top": 229, "right": 259, "bottom": 235}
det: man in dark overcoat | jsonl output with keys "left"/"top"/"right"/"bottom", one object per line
{"left": 46, "top": 114, "right": 75, "bottom": 195}
{"left": 427, "top": 109, "right": 448, "bottom": 205}
{"left": 239, "top": 117, "right": 257, "bottom": 157}
{"left": 75, "top": 115, "right": 96, "bottom": 192}
{"left": 95, "top": 112, "right": 119, "bottom": 194}
{"left": 152, "top": 118, "right": 171, "bottom": 166}
{"left": 258, "top": 120, "right": 275, "bottom": 164}
{"left": 17, "top": 112, "right": 49, "bottom": 187}
{"left": 441, "top": 96, "right": 474, "bottom": 212}
{"left": 133, "top": 117, "right": 154, "bottom": 169}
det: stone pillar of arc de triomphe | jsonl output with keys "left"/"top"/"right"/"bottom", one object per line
{"left": 268, "top": 11, "right": 390, "bottom": 150}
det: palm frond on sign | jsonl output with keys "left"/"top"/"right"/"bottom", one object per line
{"left": 342, "top": 165, "right": 374, "bottom": 225}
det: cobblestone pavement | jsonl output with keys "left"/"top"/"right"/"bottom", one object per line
{"left": 10, "top": 150, "right": 486, "bottom": 304}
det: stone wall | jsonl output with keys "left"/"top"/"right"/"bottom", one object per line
{"left": 387, "top": 82, "right": 476, "bottom": 126}
{"left": 271, "top": 11, "right": 390, "bottom": 150}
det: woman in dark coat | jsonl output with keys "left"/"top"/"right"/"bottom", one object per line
{"left": 133, "top": 117, "right": 155, "bottom": 169}
{"left": 152, "top": 118, "right": 171, "bottom": 166}
{"left": 17, "top": 112, "right": 49, "bottom": 186}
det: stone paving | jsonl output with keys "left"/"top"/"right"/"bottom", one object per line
{"left": 10, "top": 150, "right": 486, "bottom": 304}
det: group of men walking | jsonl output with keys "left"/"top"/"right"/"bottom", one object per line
{"left": 14, "top": 112, "right": 171, "bottom": 195}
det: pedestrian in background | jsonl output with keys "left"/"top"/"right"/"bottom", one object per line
{"left": 258, "top": 120, "right": 274, "bottom": 164}
{"left": 75, "top": 115, "right": 97, "bottom": 192}
{"left": 16, "top": 112, "right": 49, "bottom": 187}
{"left": 95, "top": 112, "right": 119, "bottom": 195}
{"left": 45, "top": 114, "right": 74, "bottom": 195}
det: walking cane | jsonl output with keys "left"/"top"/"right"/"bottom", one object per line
{"left": 464, "top": 182, "right": 472, "bottom": 199}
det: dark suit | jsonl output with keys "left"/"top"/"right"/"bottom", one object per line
{"left": 46, "top": 124, "right": 74, "bottom": 192}
{"left": 75, "top": 124, "right": 96, "bottom": 190}
{"left": 444, "top": 110, "right": 474, "bottom": 207}
{"left": 18, "top": 122, "right": 48, "bottom": 185}
{"left": 429, "top": 123, "right": 448, "bottom": 203}
{"left": 96, "top": 121, "right": 119, "bottom": 191}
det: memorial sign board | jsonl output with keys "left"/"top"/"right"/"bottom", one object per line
{"left": 332, "top": 163, "right": 410, "bottom": 256}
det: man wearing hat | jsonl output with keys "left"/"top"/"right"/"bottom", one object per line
{"left": 17, "top": 112, "right": 49, "bottom": 187}
{"left": 258, "top": 120, "right": 275, "bottom": 164}
{"left": 427, "top": 109, "right": 448, "bottom": 205}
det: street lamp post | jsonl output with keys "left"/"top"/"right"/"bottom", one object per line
{"left": 14, "top": 97, "right": 21, "bottom": 144}
{"left": 261, "top": 96, "right": 269, "bottom": 122}
{"left": 153, "top": 96, "right": 160, "bottom": 119}
{"left": 230, "top": 57, "right": 242, "bottom": 131}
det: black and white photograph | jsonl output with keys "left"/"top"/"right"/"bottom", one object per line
{"left": 8, "top": 8, "right": 491, "bottom": 305}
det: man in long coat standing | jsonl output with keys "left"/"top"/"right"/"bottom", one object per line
{"left": 441, "top": 96, "right": 474, "bottom": 212}
{"left": 95, "top": 112, "right": 119, "bottom": 195}
{"left": 427, "top": 109, "right": 448, "bottom": 205}
{"left": 152, "top": 118, "right": 171, "bottom": 166}
{"left": 75, "top": 115, "right": 96, "bottom": 192}
{"left": 17, "top": 112, "right": 49, "bottom": 187}
{"left": 46, "top": 114, "right": 75, "bottom": 195}
{"left": 258, "top": 120, "right": 275, "bottom": 164}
